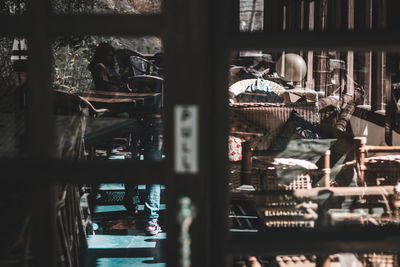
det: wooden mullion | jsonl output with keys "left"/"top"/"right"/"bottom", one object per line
{"left": 232, "top": 0, "right": 240, "bottom": 33}
{"left": 228, "top": 230, "right": 400, "bottom": 255}
{"left": 354, "top": 0, "right": 372, "bottom": 105}
{"left": 49, "top": 15, "right": 162, "bottom": 36}
{"left": 210, "top": 0, "right": 230, "bottom": 264}
{"left": 0, "top": 15, "right": 28, "bottom": 35}
{"left": 306, "top": 0, "right": 314, "bottom": 89}
{"left": 285, "top": 0, "right": 296, "bottom": 31}
{"left": 328, "top": 0, "right": 342, "bottom": 30}
{"left": 315, "top": 0, "right": 328, "bottom": 31}
{"left": 387, "top": 0, "right": 400, "bottom": 30}
{"left": 0, "top": 160, "right": 167, "bottom": 184}
{"left": 26, "top": 0, "right": 58, "bottom": 266}
{"left": 371, "top": 52, "right": 379, "bottom": 111}
{"left": 346, "top": 0, "right": 354, "bottom": 96}
{"left": 164, "top": 0, "right": 212, "bottom": 265}
{"left": 371, "top": 0, "right": 387, "bottom": 111}
{"left": 384, "top": 62, "right": 393, "bottom": 145}
{"left": 269, "top": 0, "right": 284, "bottom": 31}
{"left": 263, "top": 0, "right": 271, "bottom": 31}
{"left": 363, "top": 51, "right": 372, "bottom": 105}
{"left": 299, "top": 0, "right": 305, "bottom": 31}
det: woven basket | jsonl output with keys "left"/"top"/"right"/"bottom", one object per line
{"left": 229, "top": 78, "right": 286, "bottom": 97}
{"left": 229, "top": 161, "right": 262, "bottom": 190}
{"left": 230, "top": 102, "right": 320, "bottom": 150}
{"left": 364, "top": 155, "right": 400, "bottom": 186}
{"left": 229, "top": 160, "right": 313, "bottom": 191}
{"left": 361, "top": 253, "right": 398, "bottom": 267}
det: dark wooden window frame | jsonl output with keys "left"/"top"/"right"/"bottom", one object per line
{"left": 226, "top": 0, "right": 400, "bottom": 261}
{"left": 2, "top": 0, "right": 400, "bottom": 266}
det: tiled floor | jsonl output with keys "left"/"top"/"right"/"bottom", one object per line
{"left": 85, "top": 184, "right": 166, "bottom": 266}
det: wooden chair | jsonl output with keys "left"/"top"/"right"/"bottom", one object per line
{"left": 354, "top": 137, "right": 400, "bottom": 186}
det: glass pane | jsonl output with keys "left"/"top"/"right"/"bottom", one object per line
{"left": 229, "top": 253, "right": 399, "bottom": 266}
{"left": 85, "top": 183, "right": 167, "bottom": 265}
{"left": 0, "top": 1, "right": 26, "bottom": 15}
{"left": 239, "top": 0, "right": 263, "bottom": 32}
{"left": 239, "top": 0, "right": 400, "bottom": 32}
{"left": 228, "top": 49, "right": 400, "bottom": 231}
{"left": 0, "top": 37, "right": 27, "bottom": 158}
{"left": 52, "top": 36, "right": 164, "bottom": 161}
{"left": 1, "top": 182, "right": 166, "bottom": 265}
{"left": 51, "top": 0, "right": 162, "bottom": 14}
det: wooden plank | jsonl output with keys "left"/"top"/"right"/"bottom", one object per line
{"left": 80, "top": 90, "right": 160, "bottom": 98}
{"left": 346, "top": 0, "right": 355, "bottom": 96}
{"left": 306, "top": 0, "right": 314, "bottom": 89}
{"left": 328, "top": 0, "right": 342, "bottom": 30}
{"left": 293, "top": 185, "right": 396, "bottom": 198}
{"left": 271, "top": 0, "right": 284, "bottom": 31}
{"left": 315, "top": 0, "right": 328, "bottom": 31}
{"left": 82, "top": 96, "right": 137, "bottom": 104}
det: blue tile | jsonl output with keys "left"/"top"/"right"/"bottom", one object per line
{"left": 94, "top": 204, "right": 166, "bottom": 214}
{"left": 99, "top": 184, "right": 125, "bottom": 190}
{"left": 95, "top": 205, "right": 126, "bottom": 213}
{"left": 98, "top": 184, "right": 167, "bottom": 191}
{"left": 88, "top": 233, "right": 167, "bottom": 249}
{"left": 96, "top": 258, "right": 166, "bottom": 266}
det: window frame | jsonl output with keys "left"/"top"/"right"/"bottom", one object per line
{"left": 225, "top": 0, "right": 400, "bottom": 261}
{"left": 2, "top": 0, "right": 400, "bottom": 266}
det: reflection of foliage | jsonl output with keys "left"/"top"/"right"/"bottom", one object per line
{"left": 51, "top": 0, "right": 95, "bottom": 14}
{"left": 0, "top": 0, "right": 25, "bottom": 15}
{"left": 50, "top": 0, "right": 163, "bottom": 92}
{"left": 52, "top": 36, "right": 162, "bottom": 93}
{"left": 0, "top": 38, "right": 16, "bottom": 112}
{"left": 131, "top": 0, "right": 161, "bottom": 14}
{"left": 0, "top": 0, "right": 163, "bottom": 98}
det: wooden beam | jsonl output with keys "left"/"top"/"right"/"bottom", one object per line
{"left": 306, "top": 0, "right": 314, "bottom": 89}
{"left": 229, "top": 230, "right": 400, "bottom": 255}
{"left": 346, "top": 0, "right": 355, "bottom": 96}
{"left": 263, "top": 0, "right": 284, "bottom": 32}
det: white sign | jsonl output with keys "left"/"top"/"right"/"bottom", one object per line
{"left": 174, "top": 105, "right": 198, "bottom": 174}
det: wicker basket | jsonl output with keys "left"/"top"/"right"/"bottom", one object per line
{"left": 364, "top": 155, "right": 400, "bottom": 186}
{"left": 229, "top": 78, "right": 286, "bottom": 97}
{"left": 229, "top": 161, "right": 263, "bottom": 190}
{"left": 229, "top": 159, "right": 314, "bottom": 191}
{"left": 230, "top": 102, "right": 320, "bottom": 150}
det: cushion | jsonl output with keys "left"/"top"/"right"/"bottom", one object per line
{"left": 228, "top": 136, "right": 243, "bottom": 162}
{"left": 268, "top": 109, "right": 322, "bottom": 152}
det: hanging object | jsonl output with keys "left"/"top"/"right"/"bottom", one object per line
{"left": 11, "top": 38, "right": 28, "bottom": 71}
{"left": 11, "top": 38, "right": 28, "bottom": 88}
{"left": 276, "top": 53, "right": 307, "bottom": 83}
{"left": 177, "top": 196, "right": 196, "bottom": 267}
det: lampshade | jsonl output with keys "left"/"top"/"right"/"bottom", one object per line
{"left": 276, "top": 53, "right": 307, "bottom": 82}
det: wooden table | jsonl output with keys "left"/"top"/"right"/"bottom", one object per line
{"left": 78, "top": 90, "right": 161, "bottom": 113}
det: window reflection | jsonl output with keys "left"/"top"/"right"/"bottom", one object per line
{"left": 0, "top": 37, "right": 27, "bottom": 158}
{"left": 51, "top": 0, "right": 162, "bottom": 14}
{"left": 228, "top": 50, "right": 400, "bottom": 230}
{"left": 52, "top": 36, "right": 164, "bottom": 161}
{"left": 230, "top": 253, "right": 398, "bottom": 266}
